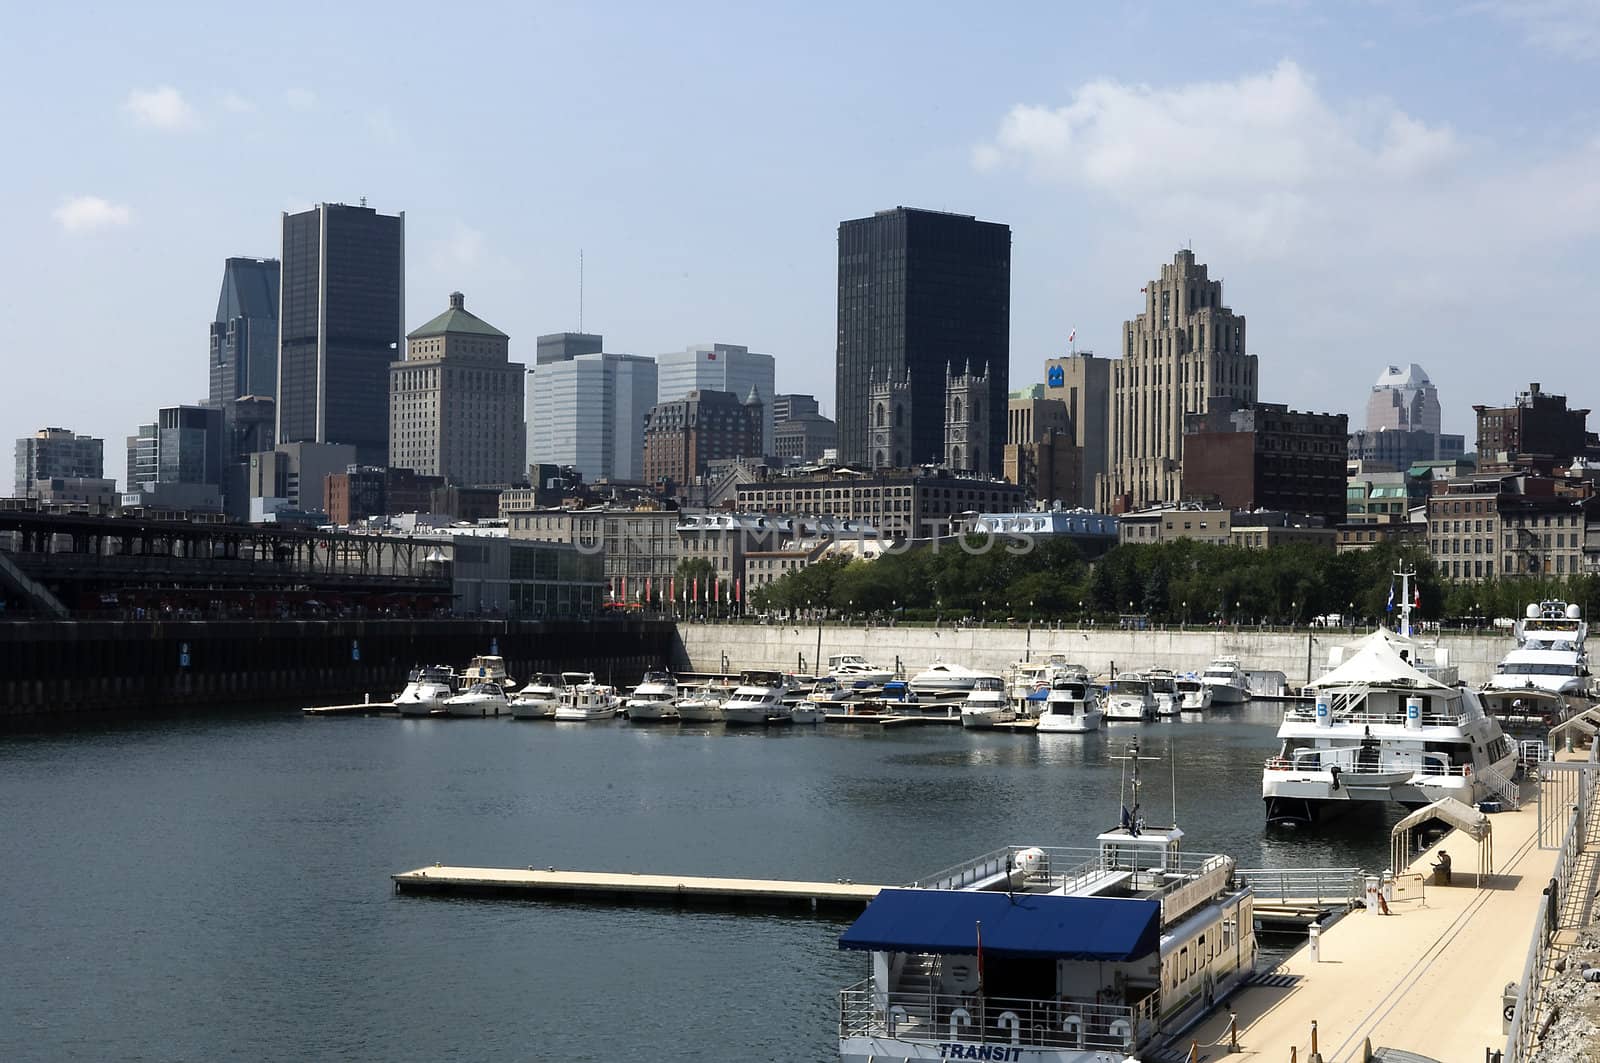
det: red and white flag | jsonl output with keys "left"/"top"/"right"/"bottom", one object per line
{"left": 1067, "top": 328, "right": 1076, "bottom": 343}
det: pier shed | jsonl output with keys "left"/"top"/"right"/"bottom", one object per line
{"left": 1389, "top": 797, "right": 1493, "bottom": 884}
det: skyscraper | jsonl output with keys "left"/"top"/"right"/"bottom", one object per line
{"left": 1366, "top": 364, "right": 1442, "bottom": 435}
{"left": 1044, "top": 352, "right": 1111, "bottom": 510}
{"left": 15, "top": 428, "right": 104, "bottom": 498}
{"left": 836, "top": 206, "right": 1011, "bottom": 474}
{"left": 276, "top": 202, "right": 404, "bottom": 465}
{"left": 528, "top": 349, "right": 657, "bottom": 482}
{"left": 657, "top": 343, "right": 776, "bottom": 455}
{"left": 1098, "top": 250, "right": 1256, "bottom": 512}
{"left": 390, "top": 292, "right": 526, "bottom": 486}
{"left": 209, "top": 257, "right": 280, "bottom": 468}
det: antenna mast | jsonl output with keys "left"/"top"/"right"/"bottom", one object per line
{"left": 579, "top": 248, "right": 584, "bottom": 332}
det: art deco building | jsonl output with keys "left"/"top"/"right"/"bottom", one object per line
{"left": 1097, "top": 250, "right": 1256, "bottom": 512}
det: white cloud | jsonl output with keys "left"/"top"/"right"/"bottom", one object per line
{"left": 437, "top": 225, "right": 485, "bottom": 269}
{"left": 220, "top": 93, "right": 255, "bottom": 113}
{"left": 1474, "top": 0, "right": 1600, "bottom": 60}
{"left": 123, "top": 86, "right": 196, "bottom": 131}
{"left": 52, "top": 196, "right": 133, "bottom": 233}
{"left": 284, "top": 87, "right": 317, "bottom": 111}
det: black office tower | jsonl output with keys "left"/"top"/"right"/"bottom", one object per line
{"left": 836, "top": 206, "right": 1010, "bottom": 474}
{"left": 276, "top": 202, "right": 404, "bottom": 465}
{"left": 209, "top": 257, "right": 280, "bottom": 462}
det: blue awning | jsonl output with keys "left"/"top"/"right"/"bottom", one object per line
{"left": 1025, "top": 688, "right": 1049, "bottom": 701}
{"left": 839, "top": 889, "right": 1161, "bottom": 962}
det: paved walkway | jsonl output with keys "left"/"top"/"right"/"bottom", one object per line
{"left": 1178, "top": 790, "right": 1558, "bottom": 1062}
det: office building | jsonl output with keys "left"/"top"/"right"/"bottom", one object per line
{"left": 836, "top": 206, "right": 1010, "bottom": 474}
{"left": 247, "top": 441, "right": 358, "bottom": 515}
{"left": 641, "top": 389, "right": 763, "bottom": 489}
{"left": 536, "top": 332, "right": 603, "bottom": 365}
{"left": 1180, "top": 400, "right": 1347, "bottom": 524}
{"left": 1474, "top": 383, "right": 1598, "bottom": 474}
{"left": 1044, "top": 353, "right": 1111, "bottom": 509}
{"left": 527, "top": 349, "right": 657, "bottom": 482}
{"left": 389, "top": 292, "right": 525, "bottom": 486}
{"left": 736, "top": 467, "right": 1024, "bottom": 541}
{"left": 276, "top": 202, "right": 404, "bottom": 465}
{"left": 657, "top": 343, "right": 776, "bottom": 455}
{"left": 1349, "top": 363, "right": 1464, "bottom": 471}
{"left": 773, "top": 414, "right": 837, "bottom": 464}
{"left": 506, "top": 506, "right": 680, "bottom": 587}
{"left": 1099, "top": 250, "right": 1256, "bottom": 512}
{"left": 772, "top": 394, "right": 819, "bottom": 424}
{"left": 208, "top": 257, "right": 280, "bottom": 465}
{"left": 14, "top": 428, "right": 104, "bottom": 499}
{"left": 127, "top": 406, "right": 224, "bottom": 494}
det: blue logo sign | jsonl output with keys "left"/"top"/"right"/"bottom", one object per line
{"left": 1047, "top": 365, "right": 1064, "bottom": 388}
{"left": 490, "top": 638, "right": 499, "bottom": 655}
{"left": 179, "top": 642, "right": 191, "bottom": 669}
{"left": 351, "top": 639, "right": 361, "bottom": 662}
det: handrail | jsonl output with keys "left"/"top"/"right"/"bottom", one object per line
{"left": 1263, "top": 749, "right": 1468, "bottom": 777}
{"left": 839, "top": 979, "right": 1151, "bottom": 1052}
{"left": 1236, "top": 867, "right": 1364, "bottom": 905}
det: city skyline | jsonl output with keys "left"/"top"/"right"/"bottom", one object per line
{"left": 6, "top": 2, "right": 1600, "bottom": 487}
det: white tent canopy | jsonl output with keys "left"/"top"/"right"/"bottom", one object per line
{"left": 1389, "top": 796, "right": 1494, "bottom": 884}
{"left": 1308, "top": 631, "right": 1450, "bottom": 692}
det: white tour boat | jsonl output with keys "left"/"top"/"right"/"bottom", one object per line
{"left": 909, "top": 658, "right": 991, "bottom": 699}
{"left": 443, "top": 681, "right": 510, "bottom": 718}
{"left": 553, "top": 678, "right": 621, "bottom": 721}
{"left": 510, "top": 673, "right": 563, "bottom": 719}
{"left": 1036, "top": 676, "right": 1103, "bottom": 733}
{"left": 828, "top": 653, "right": 896, "bottom": 687}
{"left": 394, "top": 664, "right": 455, "bottom": 716}
{"left": 722, "top": 670, "right": 793, "bottom": 726}
{"left": 1145, "top": 669, "right": 1181, "bottom": 717}
{"left": 1263, "top": 571, "right": 1518, "bottom": 825}
{"left": 1479, "top": 601, "right": 1593, "bottom": 730}
{"left": 837, "top": 737, "right": 1256, "bottom": 1063}
{"left": 624, "top": 670, "right": 679, "bottom": 721}
{"left": 1176, "top": 674, "right": 1214, "bottom": 712}
{"left": 1200, "top": 657, "right": 1248, "bottom": 705}
{"left": 1104, "top": 673, "right": 1156, "bottom": 722}
{"left": 959, "top": 675, "right": 1015, "bottom": 729}
{"left": 677, "top": 680, "right": 731, "bottom": 723}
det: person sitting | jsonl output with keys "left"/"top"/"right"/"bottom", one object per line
{"left": 1431, "top": 850, "right": 1452, "bottom": 886}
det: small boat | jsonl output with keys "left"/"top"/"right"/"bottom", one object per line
{"left": 676, "top": 680, "right": 731, "bottom": 722}
{"left": 443, "top": 682, "right": 510, "bottom": 718}
{"left": 791, "top": 703, "right": 827, "bottom": 725}
{"left": 510, "top": 673, "right": 563, "bottom": 719}
{"left": 827, "top": 653, "right": 895, "bottom": 686}
{"left": 1201, "top": 656, "right": 1249, "bottom": 705}
{"left": 1146, "top": 668, "right": 1181, "bottom": 717}
{"left": 1036, "top": 675, "right": 1103, "bottom": 733}
{"left": 1177, "top": 673, "right": 1214, "bottom": 712}
{"left": 624, "top": 670, "right": 679, "bottom": 721}
{"left": 723, "top": 671, "right": 793, "bottom": 726}
{"left": 959, "top": 675, "right": 1015, "bottom": 729}
{"left": 907, "top": 658, "right": 990, "bottom": 699}
{"left": 395, "top": 664, "right": 455, "bottom": 716}
{"left": 553, "top": 679, "right": 621, "bottom": 721}
{"left": 1105, "top": 673, "right": 1156, "bottom": 722}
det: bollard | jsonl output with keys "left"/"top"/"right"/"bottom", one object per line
{"left": 1230, "top": 1009, "right": 1239, "bottom": 1051}
{"left": 1291, "top": 1047, "right": 1298, "bottom": 1063}
{"left": 1308, "top": 1019, "right": 1322, "bottom": 1063}
{"left": 1309, "top": 923, "right": 1321, "bottom": 962}
{"left": 1189, "top": 1041, "right": 1199, "bottom": 1063}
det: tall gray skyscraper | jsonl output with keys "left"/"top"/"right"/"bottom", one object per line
{"left": 209, "top": 257, "right": 280, "bottom": 465}
{"left": 527, "top": 346, "right": 657, "bottom": 482}
{"left": 836, "top": 206, "right": 1011, "bottom": 474}
{"left": 276, "top": 202, "right": 404, "bottom": 465}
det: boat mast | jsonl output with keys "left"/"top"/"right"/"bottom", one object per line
{"left": 1395, "top": 563, "right": 1415, "bottom": 639}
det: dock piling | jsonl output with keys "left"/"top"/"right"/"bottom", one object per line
{"left": 1229, "top": 1009, "right": 1239, "bottom": 1051}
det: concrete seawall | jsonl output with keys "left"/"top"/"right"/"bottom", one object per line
{"left": 673, "top": 621, "right": 1509, "bottom": 687}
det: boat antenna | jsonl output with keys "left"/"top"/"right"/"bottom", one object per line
{"left": 1170, "top": 739, "right": 1178, "bottom": 828}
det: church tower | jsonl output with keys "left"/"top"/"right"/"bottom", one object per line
{"left": 868, "top": 369, "right": 914, "bottom": 469}
{"left": 944, "top": 361, "right": 991, "bottom": 473}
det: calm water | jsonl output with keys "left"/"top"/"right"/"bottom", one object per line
{"left": 0, "top": 704, "right": 1396, "bottom": 1061}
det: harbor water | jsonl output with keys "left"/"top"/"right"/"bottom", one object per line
{"left": 0, "top": 702, "right": 1400, "bottom": 1061}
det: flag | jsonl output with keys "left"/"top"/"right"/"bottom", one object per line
{"left": 1067, "top": 327, "right": 1076, "bottom": 343}
{"left": 669, "top": 577, "right": 676, "bottom": 603}
{"left": 622, "top": 576, "right": 628, "bottom": 603}
{"left": 735, "top": 578, "right": 742, "bottom": 603}
{"left": 1140, "top": 286, "right": 1148, "bottom": 293}
{"left": 975, "top": 920, "right": 984, "bottom": 995}
{"left": 1120, "top": 804, "right": 1132, "bottom": 831}
{"left": 707, "top": 350, "right": 717, "bottom": 360}
{"left": 1414, "top": 584, "right": 1422, "bottom": 609}
{"left": 1385, "top": 583, "right": 1395, "bottom": 613}
{"left": 692, "top": 578, "right": 699, "bottom": 603}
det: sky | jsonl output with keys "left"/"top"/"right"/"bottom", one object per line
{"left": 5, "top": 0, "right": 1599, "bottom": 486}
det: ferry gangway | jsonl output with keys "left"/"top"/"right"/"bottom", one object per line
{"left": 839, "top": 978, "right": 1158, "bottom": 1054}
{"left": 1234, "top": 867, "right": 1364, "bottom": 906}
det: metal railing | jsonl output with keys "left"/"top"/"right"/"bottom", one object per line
{"left": 1264, "top": 748, "right": 1467, "bottom": 777}
{"left": 839, "top": 978, "right": 1157, "bottom": 1052}
{"left": 1235, "top": 867, "right": 1364, "bottom": 905}
{"left": 1284, "top": 703, "right": 1470, "bottom": 729}
{"left": 1478, "top": 762, "right": 1522, "bottom": 810}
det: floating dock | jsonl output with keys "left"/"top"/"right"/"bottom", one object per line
{"left": 302, "top": 700, "right": 397, "bottom": 716}
{"left": 392, "top": 865, "right": 885, "bottom": 911}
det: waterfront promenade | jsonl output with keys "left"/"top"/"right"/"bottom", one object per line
{"left": 1182, "top": 786, "right": 1557, "bottom": 1061}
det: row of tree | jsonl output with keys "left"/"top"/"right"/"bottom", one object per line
{"left": 744, "top": 538, "right": 1600, "bottom": 624}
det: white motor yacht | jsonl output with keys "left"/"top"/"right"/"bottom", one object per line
{"left": 1145, "top": 668, "right": 1181, "bottom": 717}
{"left": 1177, "top": 673, "right": 1214, "bottom": 712}
{"left": 959, "top": 675, "right": 1015, "bottom": 729}
{"left": 1200, "top": 657, "right": 1248, "bottom": 705}
{"left": 459, "top": 654, "right": 515, "bottom": 692}
{"left": 676, "top": 680, "right": 731, "bottom": 722}
{"left": 443, "top": 682, "right": 510, "bottom": 718}
{"left": 1104, "top": 673, "right": 1156, "bottom": 722}
{"left": 827, "top": 653, "right": 895, "bottom": 687}
{"left": 510, "top": 673, "right": 563, "bottom": 719}
{"left": 394, "top": 665, "right": 455, "bottom": 716}
{"left": 1036, "top": 676, "right": 1103, "bottom": 733}
{"left": 1479, "top": 601, "right": 1593, "bottom": 730}
{"left": 908, "top": 658, "right": 990, "bottom": 699}
{"left": 723, "top": 670, "right": 793, "bottom": 726}
{"left": 553, "top": 679, "right": 621, "bottom": 721}
{"left": 1005, "top": 659, "right": 1055, "bottom": 712}
{"left": 624, "top": 670, "right": 679, "bottom": 721}
{"left": 1263, "top": 573, "right": 1519, "bottom": 825}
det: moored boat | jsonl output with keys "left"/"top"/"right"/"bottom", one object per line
{"left": 908, "top": 658, "right": 989, "bottom": 699}
{"left": 553, "top": 679, "right": 621, "bottom": 721}
{"left": 443, "top": 681, "right": 510, "bottom": 718}
{"left": 723, "top": 670, "right": 793, "bottom": 726}
{"left": 1104, "top": 673, "right": 1156, "bottom": 722}
{"left": 510, "top": 673, "right": 563, "bottom": 719}
{"left": 395, "top": 664, "right": 455, "bottom": 716}
{"left": 677, "top": 680, "right": 732, "bottom": 723}
{"left": 959, "top": 675, "right": 1015, "bottom": 729}
{"left": 1176, "top": 673, "right": 1213, "bottom": 712}
{"left": 1479, "top": 600, "right": 1593, "bottom": 731}
{"left": 624, "top": 670, "right": 679, "bottom": 721}
{"left": 1200, "top": 656, "right": 1248, "bottom": 705}
{"left": 1036, "top": 676, "right": 1103, "bottom": 733}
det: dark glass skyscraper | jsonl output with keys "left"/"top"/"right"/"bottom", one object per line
{"left": 209, "top": 257, "right": 280, "bottom": 465}
{"left": 836, "top": 206, "right": 1011, "bottom": 474}
{"left": 276, "top": 203, "right": 404, "bottom": 465}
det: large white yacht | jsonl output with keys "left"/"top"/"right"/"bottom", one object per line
{"left": 624, "top": 670, "right": 679, "bottom": 721}
{"left": 837, "top": 738, "right": 1256, "bottom": 1063}
{"left": 395, "top": 665, "right": 455, "bottom": 716}
{"left": 1036, "top": 676, "right": 1103, "bottom": 733}
{"left": 1263, "top": 576, "right": 1518, "bottom": 825}
{"left": 908, "top": 659, "right": 990, "bottom": 699}
{"left": 553, "top": 678, "right": 621, "bottom": 721}
{"left": 722, "top": 670, "right": 793, "bottom": 726}
{"left": 510, "top": 673, "right": 563, "bottom": 719}
{"left": 1200, "top": 657, "right": 1248, "bottom": 705}
{"left": 828, "top": 653, "right": 895, "bottom": 687}
{"left": 959, "top": 675, "right": 1015, "bottom": 729}
{"left": 677, "top": 680, "right": 732, "bottom": 723}
{"left": 443, "top": 682, "right": 510, "bottom": 718}
{"left": 1145, "top": 669, "right": 1181, "bottom": 717}
{"left": 1104, "top": 673, "right": 1156, "bottom": 722}
{"left": 1479, "top": 601, "right": 1594, "bottom": 730}
{"left": 1176, "top": 673, "right": 1213, "bottom": 712}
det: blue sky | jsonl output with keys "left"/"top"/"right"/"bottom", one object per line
{"left": 5, "top": 1, "right": 1599, "bottom": 484}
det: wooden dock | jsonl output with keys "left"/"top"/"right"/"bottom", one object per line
{"left": 823, "top": 712, "right": 1038, "bottom": 731}
{"left": 391, "top": 865, "right": 886, "bottom": 911}
{"left": 302, "top": 700, "right": 396, "bottom": 716}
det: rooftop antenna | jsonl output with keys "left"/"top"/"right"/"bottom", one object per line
{"left": 578, "top": 248, "right": 584, "bottom": 332}
{"left": 360, "top": 196, "right": 367, "bottom": 208}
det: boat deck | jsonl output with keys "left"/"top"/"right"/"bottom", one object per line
{"left": 391, "top": 865, "right": 885, "bottom": 911}
{"left": 1176, "top": 778, "right": 1560, "bottom": 1061}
